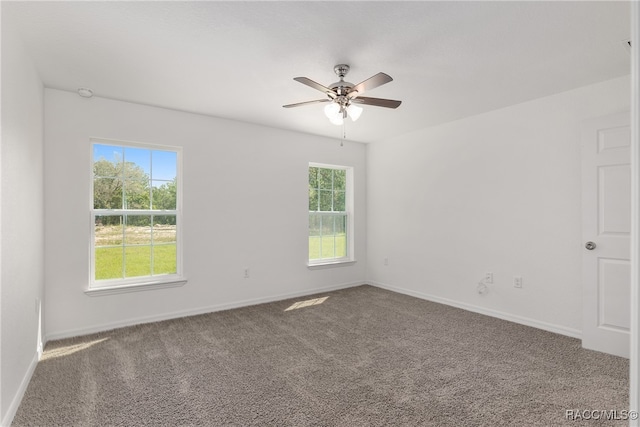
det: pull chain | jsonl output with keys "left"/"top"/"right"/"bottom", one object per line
{"left": 341, "top": 121, "right": 346, "bottom": 147}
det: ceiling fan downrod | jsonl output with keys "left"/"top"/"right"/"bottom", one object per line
{"left": 334, "top": 64, "right": 350, "bottom": 80}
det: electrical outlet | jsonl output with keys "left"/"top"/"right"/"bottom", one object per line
{"left": 243, "top": 268, "right": 250, "bottom": 279}
{"left": 485, "top": 272, "right": 493, "bottom": 284}
{"left": 384, "top": 257, "right": 389, "bottom": 266}
{"left": 514, "top": 276, "right": 523, "bottom": 288}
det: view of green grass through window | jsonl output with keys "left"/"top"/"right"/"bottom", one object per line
{"left": 93, "top": 143, "right": 179, "bottom": 282}
{"left": 309, "top": 166, "right": 347, "bottom": 261}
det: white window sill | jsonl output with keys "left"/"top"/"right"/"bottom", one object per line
{"left": 85, "top": 278, "right": 187, "bottom": 297}
{"left": 307, "top": 260, "right": 356, "bottom": 270}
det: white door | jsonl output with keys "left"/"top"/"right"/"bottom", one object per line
{"left": 582, "top": 112, "right": 631, "bottom": 358}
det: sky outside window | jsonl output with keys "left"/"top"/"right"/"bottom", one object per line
{"left": 93, "top": 144, "right": 177, "bottom": 183}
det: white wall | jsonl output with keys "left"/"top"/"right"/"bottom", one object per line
{"left": 367, "top": 76, "right": 630, "bottom": 336}
{"left": 1, "top": 29, "right": 45, "bottom": 425}
{"left": 44, "top": 89, "right": 366, "bottom": 339}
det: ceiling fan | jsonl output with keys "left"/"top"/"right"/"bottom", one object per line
{"left": 283, "top": 64, "right": 402, "bottom": 125}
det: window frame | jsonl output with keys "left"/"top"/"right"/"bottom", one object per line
{"left": 308, "top": 162, "right": 355, "bottom": 267}
{"left": 87, "top": 137, "right": 185, "bottom": 295}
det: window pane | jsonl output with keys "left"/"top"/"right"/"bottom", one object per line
{"left": 321, "top": 214, "right": 334, "bottom": 236}
{"left": 319, "top": 190, "right": 333, "bottom": 211}
{"left": 309, "top": 237, "right": 321, "bottom": 260}
{"left": 152, "top": 150, "right": 177, "bottom": 181}
{"left": 335, "top": 215, "right": 347, "bottom": 258}
{"left": 311, "top": 214, "right": 347, "bottom": 260}
{"left": 334, "top": 191, "right": 345, "bottom": 212}
{"left": 95, "top": 247, "right": 123, "bottom": 280}
{"left": 321, "top": 235, "right": 336, "bottom": 258}
{"left": 152, "top": 180, "right": 177, "bottom": 210}
{"left": 309, "top": 167, "right": 318, "bottom": 189}
{"left": 153, "top": 244, "right": 177, "bottom": 275}
{"left": 95, "top": 215, "right": 124, "bottom": 281}
{"left": 95, "top": 215, "right": 123, "bottom": 246}
{"left": 124, "top": 179, "right": 150, "bottom": 209}
{"left": 94, "top": 145, "right": 123, "bottom": 177}
{"left": 125, "top": 216, "right": 151, "bottom": 245}
{"left": 94, "top": 160, "right": 122, "bottom": 179}
{"left": 94, "top": 177, "right": 123, "bottom": 209}
{"left": 335, "top": 214, "right": 346, "bottom": 235}
{"left": 335, "top": 240, "right": 346, "bottom": 258}
{"left": 333, "top": 169, "right": 346, "bottom": 191}
{"left": 124, "top": 147, "right": 151, "bottom": 178}
{"left": 153, "top": 216, "right": 176, "bottom": 243}
{"left": 309, "top": 188, "right": 318, "bottom": 211}
{"left": 319, "top": 168, "right": 333, "bottom": 190}
{"left": 125, "top": 246, "right": 151, "bottom": 278}
{"left": 309, "top": 214, "right": 320, "bottom": 236}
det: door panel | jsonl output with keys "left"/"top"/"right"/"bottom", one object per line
{"left": 582, "top": 112, "right": 630, "bottom": 358}
{"left": 599, "top": 165, "right": 631, "bottom": 234}
{"left": 598, "top": 126, "right": 631, "bottom": 152}
{"left": 598, "top": 258, "right": 631, "bottom": 331}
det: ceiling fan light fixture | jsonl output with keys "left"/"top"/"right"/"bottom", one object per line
{"left": 328, "top": 113, "right": 344, "bottom": 126}
{"left": 325, "top": 102, "right": 345, "bottom": 125}
{"left": 347, "top": 104, "right": 363, "bottom": 121}
{"left": 324, "top": 102, "right": 341, "bottom": 119}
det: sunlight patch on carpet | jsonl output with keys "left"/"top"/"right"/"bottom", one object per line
{"left": 285, "top": 296, "right": 328, "bottom": 311}
{"left": 41, "top": 337, "right": 110, "bottom": 361}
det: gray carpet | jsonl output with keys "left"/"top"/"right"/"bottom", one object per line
{"left": 13, "top": 285, "right": 628, "bottom": 426}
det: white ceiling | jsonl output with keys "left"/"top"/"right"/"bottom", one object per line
{"left": 3, "top": 1, "right": 631, "bottom": 143}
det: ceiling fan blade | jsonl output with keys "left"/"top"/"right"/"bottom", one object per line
{"left": 293, "top": 77, "right": 336, "bottom": 97}
{"left": 349, "top": 72, "right": 393, "bottom": 98}
{"left": 351, "top": 96, "right": 402, "bottom": 109}
{"left": 283, "top": 99, "right": 331, "bottom": 108}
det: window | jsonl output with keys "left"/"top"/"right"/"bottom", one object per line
{"left": 308, "top": 163, "right": 353, "bottom": 265}
{"left": 90, "top": 139, "right": 183, "bottom": 291}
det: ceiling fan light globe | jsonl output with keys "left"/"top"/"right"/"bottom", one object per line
{"left": 329, "top": 115, "right": 344, "bottom": 126}
{"left": 324, "top": 103, "right": 341, "bottom": 119}
{"left": 347, "top": 104, "right": 363, "bottom": 121}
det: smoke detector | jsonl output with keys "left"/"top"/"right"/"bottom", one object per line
{"left": 77, "top": 87, "right": 93, "bottom": 98}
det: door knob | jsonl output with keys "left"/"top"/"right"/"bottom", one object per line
{"left": 585, "top": 241, "right": 596, "bottom": 250}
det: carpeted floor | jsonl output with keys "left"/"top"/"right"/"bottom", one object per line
{"left": 13, "top": 285, "right": 629, "bottom": 426}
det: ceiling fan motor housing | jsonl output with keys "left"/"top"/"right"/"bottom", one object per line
{"left": 330, "top": 64, "right": 355, "bottom": 96}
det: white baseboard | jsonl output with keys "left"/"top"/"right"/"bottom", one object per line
{"left": 1, "top": 351, "right": 39, "bottom": 427}
{"left": 369, "top": 280, "right": 582, "bottom": 339}
{"left": 46, "top": 281, "right": 365, "bottom": 341}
